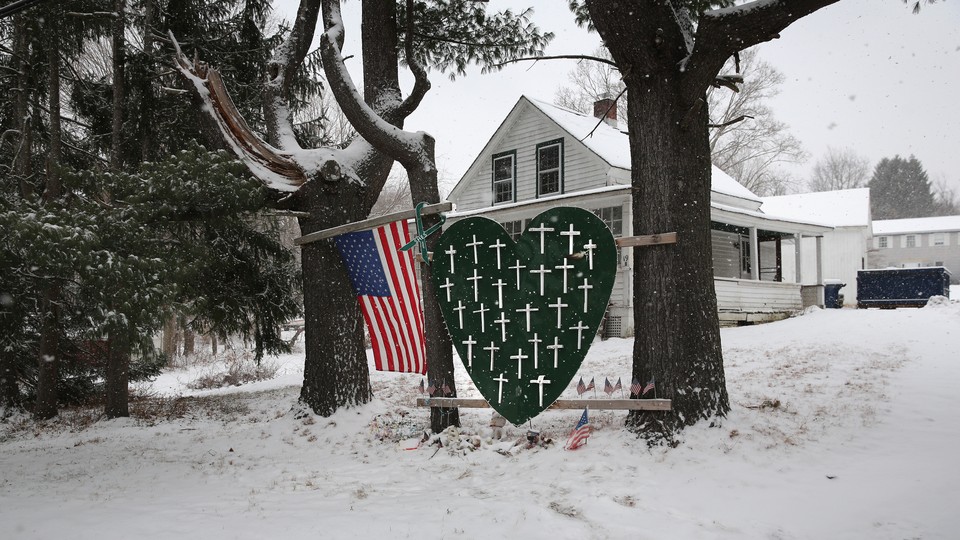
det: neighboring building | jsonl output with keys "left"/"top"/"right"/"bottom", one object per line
{"left": 870, "top": 216, "right": 960, "bottom": 283}
{"left": 446, "top": 95, "right": 831, "bottom": 336}
{"left": 761, "top": 188, "right": 873, "bottom": 306}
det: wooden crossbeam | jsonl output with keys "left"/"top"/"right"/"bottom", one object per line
{"left": 616, "top": 232, "right": 677, "bottom": 247}
{"left": 416, "top": 397, "right": 671, "bottom": 411}
{"left": 295, "top": 201, "right": 453, "bottom": 245}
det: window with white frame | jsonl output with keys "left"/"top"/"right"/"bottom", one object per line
{"left": 492, "top": 151, "right": 515, "bottom": 204}
{"left": 501, "top": 220, "right": 523, "bottom": 241}
{"left": 933, "top": 233, "right": 945, "bottom": 246}
{"left": 906, "top": 235, "right": 917, "bottom": 248}
{"left": 592, "top": 206, "right": 623, "bottom": 235}
{"left": 878, "top": 236, "right": 888, "bottom": 248}
{"left": 536, "top": 139, "right": 563, "bottom": 197}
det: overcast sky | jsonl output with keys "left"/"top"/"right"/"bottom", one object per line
{"left": 273, "top": 0, "right": 960, "bottom": 197}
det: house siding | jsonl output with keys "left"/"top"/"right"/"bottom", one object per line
{"left": 870, "top": 230, "right": 960, "bottom": 283}
{"left": 454, "top": 104, "right": 611, "bottom": 212}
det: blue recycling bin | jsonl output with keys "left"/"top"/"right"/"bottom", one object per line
{"left": 823, "top": 280, "right": 845, "bottom": 309}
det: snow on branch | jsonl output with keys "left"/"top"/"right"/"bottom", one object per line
{"left": 169, "top": 32, "right": 307, "bottom": 193}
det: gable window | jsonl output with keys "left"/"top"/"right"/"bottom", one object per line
{"left": 932, "top": 233, "right": 945, "bottom": 246}
{"left": 492, "top": 151, "right": 515, "bottom": 204}
{"left": 501, "top": 220, "right": 523, "bottom": 241}
{"left": 593, "top": 206, "right": 623, "bottom": 236}
{"left": 906, "top": 235, "right": 917, "bottom": 248}
{"left": 878, "top": 236, "right": 888, "bottom": 248}
{"left": 536, "top": 139, "right": 564, "bottom": 197}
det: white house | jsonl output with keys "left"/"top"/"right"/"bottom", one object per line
{"left": 870, "top": 216, "right": 960, "bottom": 283}
{"left": 446, "top": 95, "right": 832, "bottom": 336}
{"left": 761, "top": 188, "right": 873, "bottom": 306}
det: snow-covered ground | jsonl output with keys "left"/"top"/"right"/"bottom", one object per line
{"left": 2, "top": 292, "right": 959, "bottom": 539}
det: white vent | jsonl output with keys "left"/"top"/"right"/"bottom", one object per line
{"left": 603, "top": 315, "right": 622, "bottom": 339}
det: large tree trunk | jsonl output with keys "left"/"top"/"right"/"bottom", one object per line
{"left": 12, "top": 13, "right": 33, "bottom": 200}
{"left": 34, "top": 12, "right": 63, "bottom": 420}
{"left": 104, "top": 336, "right": 130, "bottom": 418}
{"left": 623, "top": 76, "right": 728, "bottom": 439}
{"left": 407, "top": 136, "right": 459, "bottom": 432}
{"left": 295, "top": 181, "right": 375, "bottom": 415}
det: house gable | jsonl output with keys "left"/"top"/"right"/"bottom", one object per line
{"left": 449, "top": 97, "right": 616, "bottom": 212}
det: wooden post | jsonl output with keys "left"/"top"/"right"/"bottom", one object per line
{"left": 294, "top": 202, "right": 452, "bottom": 245}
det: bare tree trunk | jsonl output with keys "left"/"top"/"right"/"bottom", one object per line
{"left": 182, "top": 328, "right": 195, "bottom": 356}
{"left": 34, "top": 12, "right": 63, "bottom": 420}
{"left": 12, "top": 13, "right": 34, "bottom": 200}
{"left": 161, "top": 317, "right": 175, "bottom": 359}
{"left": 103, "top": 0, "right": 131, "bottom": 419}
{"left": 138, "top": 0, "right": 156, "bottom": 161}
{"left": 34, "top": 286, "right": 60, "bottom": 420}
{"left": 407, "top": 136, "right": 458, "bottom": 432}
{"left": 104, "top": 336, "right": 130, "bottom": 418}
{"left": 210, "top": 334, "right": 218, "bottom": 356}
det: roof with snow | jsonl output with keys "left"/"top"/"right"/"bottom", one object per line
{"left": 524, "top": 96, "right": 763, "bottom": 205}
{"left": 873, "top": 215, "right": 960, "bottom": 235}
{"left": 761, "top": 188, "right": 872, "bottom": 228}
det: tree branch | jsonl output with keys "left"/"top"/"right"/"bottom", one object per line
{"left": 495, "top": 54, "right": 617, "bottom": 69}
{"left": 685, "top": 0, "right": 841, "bottom": 99}
{"left": 580, "top": 86, "right": 627, "bottom": 142}
{"left": 319, "top": 0, "right": 427, "bottom": 169}
{"left": 708, "top": 114, "right": 752, "bottom": 129}
{"left": 395, "top": 0, "right": 431, "bottom": 120}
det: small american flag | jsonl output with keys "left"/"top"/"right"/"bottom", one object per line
{"left": 427, "top": 380, "right": 436, "bottom": 396}
{"left": 334, "top": 221, "right": 426, "bottom": 374}
{"left": 564, "top": 408, "right": 591, "bottom": 450}
{"left": 585, "top": 377, "right": 595, "bottom": 391}
{"left": 418, "top": 379, "right": 425, "bottom": 394}
{"left": 642, "top": 378, "right": 656, "bottom": 396}
{"left": 576, "top": 377, "right": 587, "bottom": 396}
{"left": 603, "top": 377, "right": 614, "bottom": 395}
{"left": 613, "top": 378, "right": 622, "bottom": 392}
{"left": 442, "top": 381, "right": 452, "bottom": 396}
{"left": 630, "top": 378, "right": 642, "bottom": 396}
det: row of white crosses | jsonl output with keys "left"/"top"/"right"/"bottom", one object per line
{"left": 443, "top": 221, "right": 600, "bottom": 407}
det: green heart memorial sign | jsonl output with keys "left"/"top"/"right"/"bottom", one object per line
{"left": 432, "top": 207, "right": 617, "bottom": 425}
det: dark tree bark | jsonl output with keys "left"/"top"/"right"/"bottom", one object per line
{"left": 319, "top": 0, "right": 458, "bottom": 431}
{"left": 34, "top": 11, "right": 63, "bottom": 420}
{"left": 104, "top": 337, "right": 130, "bottom": 418}
{"left": 584, "top": 0, "right": 839, "bottom": 440}
{"left": 138, "top": 0, "right": 157, "bottom": 161}
{"left": 104, "top": 0, "right": 131, "bottom": 419}
{"left": 12, "top": 13, "right": 34, "bottom": 200}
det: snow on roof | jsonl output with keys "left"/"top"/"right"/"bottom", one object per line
{"left": 525, "top": 96, "right": 762, "bottom": 204}
{"left": 873, "top": 215, "right": 960, "bottom": 235}
{"left": 761, "top": 188, "right": 871, "bottom": 228}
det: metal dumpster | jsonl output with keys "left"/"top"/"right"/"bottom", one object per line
{"left": 857, "top": 267, "right": 952, "bottom": 308}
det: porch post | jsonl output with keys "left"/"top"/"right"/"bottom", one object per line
{"left": 794, "top": 233, "right": 802, "bottom": 284}
{"left": 816, "top": 235, "right": 824, "bottom": 306}
{"left": 749, "top": 227, "right": 760, "bottom": 281}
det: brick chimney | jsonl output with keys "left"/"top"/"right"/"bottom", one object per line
{"left": 592, "top": 94, "right": 617, "bottom": 127}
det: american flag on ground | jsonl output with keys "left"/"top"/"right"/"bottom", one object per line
{"left": 419, "top": 379, "right": 425, "bottom": 394}
{"left": 613, "top": 378, "right": 622, "bottom": 392}
{"left": 585, "top": 377, "right": 595, "bottom": 391}
{"left": 334, "top": 221, "right": 426, "bottom": 374}
{"left": 564, "top": 408, "right": 591, "bottom": 450}
{"left": 442, "top": 381, "right": 452, "bottom": 396}
{"left": 642, "top": 378, "right": 656, "bottom": 396}
{"left": 576, "top": 377, "right": 587, "bottom": 396}
{"left": 603, "top": 377, "right": 614, "bottom": 395}
{"left": 630, "top": 378, "right": 642, "bottom": 396}
{"left": 427, "top": 380, "right": 436, "bottom": 396}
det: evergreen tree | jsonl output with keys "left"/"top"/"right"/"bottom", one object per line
{"left": 869, "top": 155, "right": 936, "bottom": 219}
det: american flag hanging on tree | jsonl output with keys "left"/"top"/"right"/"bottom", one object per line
{"left": 642, "top": 378, "right": 656, "bottom": 396}
{"left": 630, "top": 378, "right": 642, "bottom": 396}
{"left": 334, "top": 221, "right": 426, "bottom": 374}
{"left": 603, "top": 377, "right": 614, "bottom": 395}
{"left": 564, "top": 408, "right": 591, "bottom": 450}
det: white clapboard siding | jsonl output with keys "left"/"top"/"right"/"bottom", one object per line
{"left": 714, "top": 278, "right": 802, "bottom": 313}
{"left": 454, "top": 103, "right": 611, "bottom": 212}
